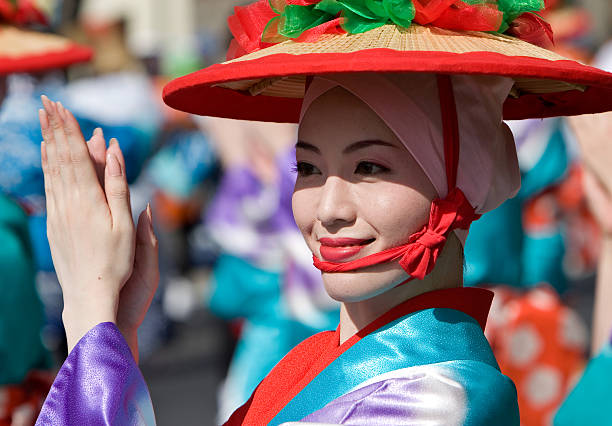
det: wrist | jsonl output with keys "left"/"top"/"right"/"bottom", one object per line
{"left": 62, "top": 297, "right": 119, "bottom": 353}
{"left": 118, "top": 326, "right": 139, "bottom": 363}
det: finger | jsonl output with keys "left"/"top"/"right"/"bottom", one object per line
{"left": 58, "top": 104, "right": 102, "bottom": 189}
{"left": 116, "top": 204, "right": 159, "bottom": 335}
{"left": 39, "top": 106, "right": 64, "bottom": 205}
{"left": 88, "top": 128, "right": 106, "bottom": 186}
{"left": 137, "top": 204, "right": 158, "bottom": 248}
{"left": 42, "top": 96, "right": 74, "bottom": 186}
{"left": 106, "top": 138, "right": 130, "bottom": 203}
{"left": 41, "top": 141, "right": 55, "bottom": 215}
{"left": 132, "top": 204, "right": 159, "bottom": 300}
{"left": 105, "top": 150, "right": 133, "bottom": 230}
{"left": 108, "top": 138, "right": 126, "bottom": 171}
{"left": 135, "top": 204, "right": 159, "bottom": 267}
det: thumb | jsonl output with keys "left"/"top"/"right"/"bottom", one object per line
{"left": 116, "top": 205, "right": 158, "bottom": 330}
{"left": 135, "top": 204, "right": 159, "bottom": 265}
{"left": 104, "top": 140, "right": 132, "bottom": 230}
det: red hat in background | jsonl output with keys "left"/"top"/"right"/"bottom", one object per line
{"left": 0, "top": 0, "right": 92, "bottom": 75}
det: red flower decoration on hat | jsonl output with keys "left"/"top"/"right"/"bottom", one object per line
{"left": 0, "top": 0, "right": 48, "bottom": 26}
{"left": 226, "top": 0, "right": 554, "bottom": 60}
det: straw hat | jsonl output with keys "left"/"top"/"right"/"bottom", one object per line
{"left": 163, "top": 0, "right": 612, "bottom": 122}
{"left": 0, "top": 1, "right": 92, "bottom": 75}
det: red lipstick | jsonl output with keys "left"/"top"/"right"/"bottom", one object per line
{"left": 319, "top": 238, "right": 373, "bottom": 262}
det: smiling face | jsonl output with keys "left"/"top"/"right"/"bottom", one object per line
{"left": 293, "top": 87, "right": 438, "bottom": 302}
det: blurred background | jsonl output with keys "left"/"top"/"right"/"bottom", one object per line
{"left": 2, "top": 0, "right": 612, "bottom": 425}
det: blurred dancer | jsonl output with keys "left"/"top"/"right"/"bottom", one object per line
{"left": 464, "top": 117, "right": 589, "bottom": 426}
{"left": 463, "top": 3, "right": 596, "bottom": 424}
{"left": 0, "top": 1, "right": 91, "bottom": 424}
{"left": 554, "top": 110, "right": 612, "bottom": 426}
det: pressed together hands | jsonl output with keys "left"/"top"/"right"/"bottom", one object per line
{"left": 39, "top": 96, "right": 159, "bottom": 362}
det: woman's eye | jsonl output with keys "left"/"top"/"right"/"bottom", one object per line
{"left": 354, "top": 161, "right": 389, "bottom": 175}
{"left": 295, "top": 162, "right": 321, "bottom": 177}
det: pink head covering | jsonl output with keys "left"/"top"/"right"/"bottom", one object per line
{"left": 301, "top": 73, "right": 521, "bottom": 281}
{"left": 300, "top": 73, "right": 520, "bottom": 218}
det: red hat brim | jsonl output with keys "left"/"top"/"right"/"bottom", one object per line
{"left": 0, "top": 26, "right": 92, "bottom": 75}
{"left": 163, "top": 26, "right": 612, "bottom": 122}
{"left": 0, "top": 44, "right": 92, "bottom": 75}
{"left": 164, "top": 49, "right": 612, "bottom": 122}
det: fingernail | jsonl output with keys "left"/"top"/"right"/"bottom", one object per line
{"left": 107, "top": 153, "right": 122, "bottom": 177}
{"left": 94, "top": 127, "right": 103, "bottom": 137}
{"left": 39, "top": 109, "right": 49, "bottom": 130}
{"left": 146, "top": 203, "right": 155, "bottom": 238}
{"left": 109, "top": 138, "right": 118, "bottom": 146}
{"left": 41, "top": 95, "right": 52, "bottom": 114}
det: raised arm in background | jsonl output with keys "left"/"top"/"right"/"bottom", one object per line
{"left": 569, "top": 111, "right": 612, "bottom": 355}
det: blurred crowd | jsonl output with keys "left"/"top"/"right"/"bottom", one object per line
{"left": 2, "top": 0, "right": 612, "bottom": 425}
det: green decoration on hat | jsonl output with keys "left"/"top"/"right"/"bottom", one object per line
{"left": 262, "top": 0, "right": 545, "bottom": 43}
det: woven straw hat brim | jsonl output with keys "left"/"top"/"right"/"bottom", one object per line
{"left": 0, "top": 25, "right": 92, "bottom": 75}
{"left": 163, "top": 24, "right": 612, "bottom": 122}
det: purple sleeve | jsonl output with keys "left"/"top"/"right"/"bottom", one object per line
{"left": 298, "top": 362, "right": 518, "bottom": 426}
{"left": 300, "top": 373, "right": 467, "bottom": 425}
{"left": 36, "top": 322, "right": 156, "bottom": 426}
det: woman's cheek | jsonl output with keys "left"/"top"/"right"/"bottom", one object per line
{"left": 292, "top": 190, "right": 316, "bottom": 248}
{"left": 361, "top": 185, "right": 431, "bottom": 243}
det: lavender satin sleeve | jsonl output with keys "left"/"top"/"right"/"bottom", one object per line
{"left": 296, "top": 370, "right": 467, "bottom": 425}
{"left": 286, "top": 362, "right": 517, "bottom": 426}
{"left": 36, "top": 322, "right": 156, "bottom": 426}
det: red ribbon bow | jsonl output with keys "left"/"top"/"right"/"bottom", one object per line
{"left": 312, "top": 188, "right": 479, "bottom": 280}
{"left": 398, "top": 187, "right": 478, "bottom": 279}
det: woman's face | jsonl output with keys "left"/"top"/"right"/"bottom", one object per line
{"left": 293, "top": 87, "right": 437, "bottom": 302}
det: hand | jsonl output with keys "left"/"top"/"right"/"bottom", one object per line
{"left": 85, "top": 127, "right": 159, "bottom": 362}
{"left": 568, "top": 113, "right": 612, "bottom": 236}
{"left": 582, "top": 168, "right": 612, "bottom": 237}
{"left": 40, "top": 96, "right": 135, "bottom": 353}
{"left": 569, "top": 112, "right": 612, "bottom": 195}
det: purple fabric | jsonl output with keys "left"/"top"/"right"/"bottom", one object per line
{"left": 206, "top": 166, "right": 262, "bottom": 228}
{"left": 301, "top": 371, "right": 466, "bottom": 425}
{"left": 206, "top": 148, "right": 297, "bottom": 232}
{"left": 36, "top": 322, "right": 155, "bottom": 426}
{"left": 205, "top": 148, "right": 300, "bottom": 269}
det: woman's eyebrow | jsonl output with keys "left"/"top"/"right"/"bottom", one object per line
{"left": 295, "top": 139, "right": 398, "bottom": 154}
{"left": 343, "top": 140, "right": 399, "bottom": 154}
{"left": 295, "top": 140, "right": 321, "bottom": 153}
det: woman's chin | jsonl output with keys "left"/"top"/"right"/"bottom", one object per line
{"left": 321, "top": 264, "right": 409, "bottom": 303}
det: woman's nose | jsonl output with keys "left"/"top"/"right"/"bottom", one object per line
{"left": 316, "top": 176, "right": 356, "bottom": 227}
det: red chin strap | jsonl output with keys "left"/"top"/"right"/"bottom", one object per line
{"left": 312, "top": 75, "right": 481, "bottom": 281}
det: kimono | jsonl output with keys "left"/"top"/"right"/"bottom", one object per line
{"left": 37, "top": 287, "right": 519, "bottom": 425}
{"left": 554, "top": 340, "right": 612, "bottom": 426}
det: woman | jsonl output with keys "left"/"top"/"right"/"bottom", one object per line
{"left": 36, "top": 0, "right": 612, "bottom": 425}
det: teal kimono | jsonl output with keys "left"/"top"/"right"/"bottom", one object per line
{"left": 37, "top": 287, "right": 519, "bottom": 425}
